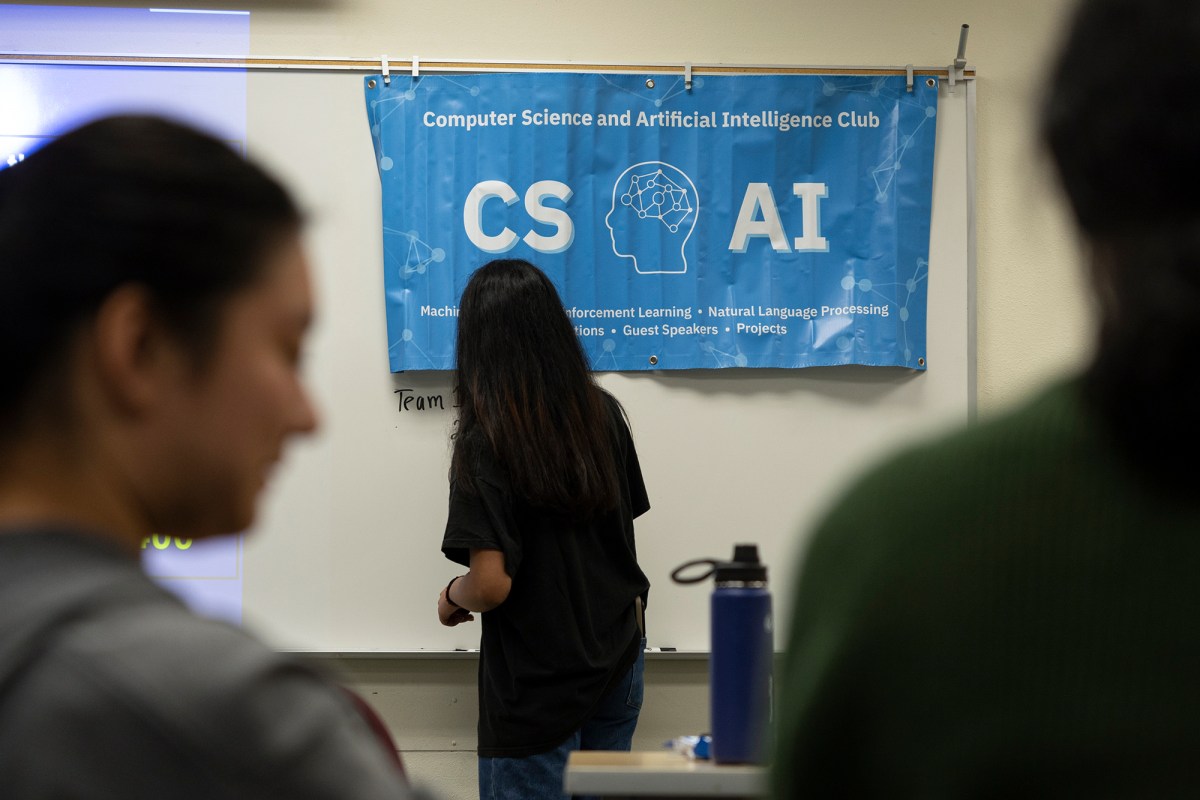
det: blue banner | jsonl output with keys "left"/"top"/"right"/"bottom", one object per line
{"left": 365, "top": 72, "right": 937, "bottom": 371}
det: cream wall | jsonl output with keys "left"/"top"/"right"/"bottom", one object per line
{"left": 9, "top": 0, "right": 1092, "bottom": 797}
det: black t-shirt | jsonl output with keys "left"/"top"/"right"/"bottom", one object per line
{"left": 441, "top": 393, "right": 651, "bottom": 757}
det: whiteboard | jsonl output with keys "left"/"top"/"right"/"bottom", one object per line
{"left": 239, "top": 70, "right": 975, "bottom": 653}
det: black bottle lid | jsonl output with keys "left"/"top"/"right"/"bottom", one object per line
{"left": 713, "top": 543, "right": 767, "bottom": 583}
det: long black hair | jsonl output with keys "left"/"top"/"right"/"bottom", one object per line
{"left": 450, "top": 259, "right": 621, "bottom": 514}
{"left": 1041, "top": 0, "right": 1200, "bottom": 490}
{"left": 0, "top": 114, "right": 302, "bottom": 441}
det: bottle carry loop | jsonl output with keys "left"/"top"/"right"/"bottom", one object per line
{"left": 672, "top": 545, "right": 768, "bottom": 586}
{"left": 670, "top": 558, "right": 719, "bottom": 584}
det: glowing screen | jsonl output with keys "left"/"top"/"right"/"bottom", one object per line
{"left": 1, "top": 6, "right": 250, "bottom": 623}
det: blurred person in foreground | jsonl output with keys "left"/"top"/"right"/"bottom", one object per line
{"left": 772, "top": 0, "right": 1200, "bottom": 795}
{"left": 0, "top": 114, "right": 418, "bottom": 798}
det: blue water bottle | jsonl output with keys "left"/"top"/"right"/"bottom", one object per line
{"left": 672, "top": 544, "right": 773, "bottom": 765}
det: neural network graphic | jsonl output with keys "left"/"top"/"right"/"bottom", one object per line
{"left": 618, "top": 167, "right": 694, "bottom": 233}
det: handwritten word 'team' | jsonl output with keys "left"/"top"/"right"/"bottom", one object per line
{"left": 394, "top": 388, "right": 454, "bottom": 412}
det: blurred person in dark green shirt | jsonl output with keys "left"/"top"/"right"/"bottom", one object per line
{"left": 773, "top": 0, "right": 1200, "bottom": 796}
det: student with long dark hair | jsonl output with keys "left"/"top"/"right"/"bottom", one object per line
{"left": 438, "top": 258, "right": 651, "bottom": 800}
{"left": 0, "top": 115, "right": 416, "bottom": 798}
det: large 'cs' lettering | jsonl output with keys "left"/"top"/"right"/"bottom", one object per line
{"left": 463, "top": 180, "right": 575, "bottom": 254}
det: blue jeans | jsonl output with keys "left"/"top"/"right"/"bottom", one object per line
{"left": 478, "top": 640, "right": 646, "bottom": 800}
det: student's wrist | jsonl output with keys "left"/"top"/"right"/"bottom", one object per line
{"left": 445, "top": 575, "right": 463, "bottom": 608}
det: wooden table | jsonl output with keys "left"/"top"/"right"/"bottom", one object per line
{"left": 564, "top": 750, "right": 768, "bottom": 799}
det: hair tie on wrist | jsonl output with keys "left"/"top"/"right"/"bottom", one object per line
{"left": 445, "top": 576, "right": 462, "bottom": 608}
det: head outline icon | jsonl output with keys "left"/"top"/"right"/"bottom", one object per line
{"left": 604, "top": 161, "right": 698, "bottom": 275}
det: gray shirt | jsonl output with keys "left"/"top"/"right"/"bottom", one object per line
{"left": 0, "top": 529, "right": 418, "bottom": 799}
